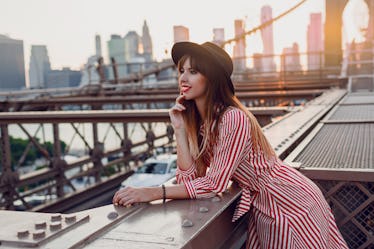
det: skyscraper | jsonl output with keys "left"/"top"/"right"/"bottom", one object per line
{"left": 233, "top": 19, "right": 246, "bottom": 71}
{"left": 142, "top": 20, "right": 153, "bottom": 62}
{"left": 0, "top": 34, "right": 26, "bottom": 90}
{"left": 107, "top": 34, "right": 126, "bottom": 79}
{"left": 261, "top": 5, "right": 276, "bottom": 72}
{"left": 213, "top": 28, "right": 225, "bottom": 46}
{"left": 124, "top": 31, "right": 141, "bottom": 61}
{"left": 95, "top": 34, "right": 102, "bottom": 57}
{"left": 173, "top": 26, "right": 189, "bottom": 43}
{"left": 281, "top": 43, "right": 302, "bottom": 72}
{"left": 46, "top": 67, "right": 81, "bottom": 88}
{"left": 29, "top": 45, "right": 51, "bottom": 89}
{"left": 307, "top": 13, "right": 324, "bottom": 70}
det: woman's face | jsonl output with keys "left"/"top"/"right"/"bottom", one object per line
{"left": 178, "top": 57, "right": 208, "bottom": 102}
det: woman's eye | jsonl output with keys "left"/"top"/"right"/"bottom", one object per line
{"left": 189, "top": 69, "right": 197, "bottom": 74}
{"left": 179, "top": 69, "right": 184, "bottom": 74}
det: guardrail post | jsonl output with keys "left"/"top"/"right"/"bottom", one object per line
{"left": 166, "top": 124, "right": 174, "bottom": 147}
{"left": 91, "top": 122, "right": 103, "bottom": 182}
{"left": 96, "top": 57, "right": 106, "bottom": 84}
{"left": 52, "top": 123, "right": 65, "bottom": 197}
{"left": 111, "top": 57, "right": 118, "bottom": 84}
{"left": 122, "top": 138, "right": 132, "bottom": 170}
{"left": 280, "top": 53, "right": 286, "bottom": 82}
{"left": 0, "top": 124, "right": 19, "bottom": 209}
{"left": 146, "top": 130, "right": 155, "bottom": 153}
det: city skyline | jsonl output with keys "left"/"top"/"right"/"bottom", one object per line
{"left": 0, "top": 0, "right": 369, "bottom": 87}
{"left": 1, "top": 0, "right": 326, "bottom": 70}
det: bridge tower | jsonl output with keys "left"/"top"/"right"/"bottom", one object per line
{"left": 366, "top": 0, "right": 374, "bottom": 42}
{"left": 325, "top": 0, "right": 374, "bottom": 68}
{"left": 324, "top": 0, "right": 348, "bottom": 69}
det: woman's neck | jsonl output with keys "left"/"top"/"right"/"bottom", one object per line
{"left": 195, "top": 99, "right": 206, "bottom": 120}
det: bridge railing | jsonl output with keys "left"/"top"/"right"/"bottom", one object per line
{"left": 0, "top": 106, "right": 293, "bottom": 212}
{"left": 87, "top": 51, "right": 345, "bottom": 86}
{"left": 0, "top": 114, "right": 174, "bottom": 211}
{"left": 232, "top": 51, "right": 344, "bottom": 83}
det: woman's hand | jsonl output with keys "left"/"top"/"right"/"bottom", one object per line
{"left": 112, "top": 186, "right": 159, "bottom": 206}
{"left": 169, "top": 94, "right": 186, "bottom": 129}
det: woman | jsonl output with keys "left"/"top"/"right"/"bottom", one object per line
{"left": 113, "top": 41, "right": 348, "bottom": 248}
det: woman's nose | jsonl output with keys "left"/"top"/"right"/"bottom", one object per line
{"left": 179, "top": 72, "right": 187, "bottom": 82}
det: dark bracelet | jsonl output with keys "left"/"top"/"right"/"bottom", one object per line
{"left": 162, "top": 184, "right": 166, "bottom": 204}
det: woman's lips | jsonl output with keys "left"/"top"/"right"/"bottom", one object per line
{"left": 181, "top": 86, "right": 191, "bottom": 93}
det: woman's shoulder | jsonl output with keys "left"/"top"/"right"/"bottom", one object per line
{"left": 222, "top": 106, "right": 248, "bottom": 120}
{"left": 220, "top": 106, "right": 250, "bottom": 126}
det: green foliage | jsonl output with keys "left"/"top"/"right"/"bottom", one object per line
{"left": 0, "top": 136, "right": 67, "bottom": 167}
{"left": 102, "top": 165, "right": 117, "bottom": 177}
{"left": 10, "top": 137, "right": 38, "bottom": 165}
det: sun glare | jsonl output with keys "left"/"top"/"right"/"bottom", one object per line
{"left": 343, "top": 0, "right": 369, "bottom": 44}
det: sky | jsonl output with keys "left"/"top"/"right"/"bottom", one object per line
{"left": 0, "top": 0, "right": 367, "bottom": 78}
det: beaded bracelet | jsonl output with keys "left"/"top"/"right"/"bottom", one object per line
{"left": 162, "top": 184, "right": 166, "bottom": 204}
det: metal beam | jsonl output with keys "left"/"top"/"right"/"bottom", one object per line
{"left": 0, "top": 108, "right": 289, "bottom": 124}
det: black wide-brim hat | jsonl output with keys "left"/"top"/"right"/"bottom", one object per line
{"left": 171, "top": 41, "right": 235, "bottom": 94}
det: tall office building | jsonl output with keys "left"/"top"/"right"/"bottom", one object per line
{"left": 107, "top": 34, "right": 127, "bottom": 79}
{"left": 46, "top": 67, "right": 81, "bottom": 88}
{"left": 213, "top": 28, "right": 225, "bottom": 46}
{"left": 29, "top": 45, "right": 51, "bottom": 89}
{"left": 307, "top": 13, "right": 324, "bottom": 70}
{"left": 173, "top": 26, "right": 189, "bottom": 43}
{"left": 281, "top": 43, "right": 302, "bottom": 72}
{"left": 233, "top": 19, "right": 246, "bottom": 71}
{"left": 80, "top": 35, "right": 104, "bottom": 86}
{"left": 261, "top": 5, "right": 276, "bottom": 72}
{"left": 0, "top": 35, "right": 26, "bottom": 90}
{"left": 253, "top": 53, "right": 263, "bottom": 73}
{"left": 95, "top": 34, "right": 102, "bottom": 57}
{"left": 142, "top": 20, "right": 153, "bottom": 62}
{"left": 124, "top": 31, "right": 141, "bottom": 61}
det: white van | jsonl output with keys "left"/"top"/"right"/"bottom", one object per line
{"left": 120, "top": 154, "right": 177, "bottom": 188}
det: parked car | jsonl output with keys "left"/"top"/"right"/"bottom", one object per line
{"left": 120, "top": 154, "right": 177, "bottom": 188}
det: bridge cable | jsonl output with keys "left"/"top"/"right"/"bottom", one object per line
{"left": 221, "top": 0, "right": 308, "bottom": 47}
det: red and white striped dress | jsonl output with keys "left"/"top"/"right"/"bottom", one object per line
{"left": 176, "top": 107, "right": 348, "bottom": 249}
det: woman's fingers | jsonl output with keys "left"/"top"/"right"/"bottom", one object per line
{"left": 113, "top": 188, "right": 131, "bottom": 205}
{"left": 113, "top": 187, "right": 145, "bottom": 206}
{"left": 170, "top": 103, "right": 186, "bottom": 112}
{"left": 176, "top": 94, "right": 186, "bottom": 104}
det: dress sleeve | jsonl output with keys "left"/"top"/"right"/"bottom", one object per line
{"left": 175, "top": 162, "right": 198, "bottom": 184}
{"left": 184, "top": 109, "right": 251, "bottom": 199}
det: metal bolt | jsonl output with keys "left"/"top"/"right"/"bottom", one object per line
{"left": 65, "top": 215, "right": 76, "bottom": 224}
{"left": 50, "top": 221, "right": 62, "bottom": 231}
{"left": 199, "top": 207, "right": 209, "bottom": 213}
{"left": 182, "top": 219, "right": 193, "bottom": 227}
{"left": 211, "top": 196, "right": 221, "bottom": 202}
{"left": 51, "top": 214, "right": 62, "bottom": 222}
{"left": 35, "top": 221, "right": 47, "bottom": 229}
{"left": 33, "top": 230, "right": 46, "bottom": 240}
{"left": 107, "top": 212, "right": 119, "bottom": 220}
{"left": 17, "top": 230, "right": 29, "bottom": 238}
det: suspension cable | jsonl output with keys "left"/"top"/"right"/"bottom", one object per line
{"left": 221, "top": 0, "right": 308, "bottom": 47}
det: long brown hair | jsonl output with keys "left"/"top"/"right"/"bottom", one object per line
{"left": 178, "top": 54, "right": 275, "bottom": 176}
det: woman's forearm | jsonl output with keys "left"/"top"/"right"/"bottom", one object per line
{"left": 113, "top": 184, "right": 190, "bottom": 206}
{"left": 148, "top": 184, "right": 190, "bottom": 201}
{"left": 165, "top": 184, "right": 190, "bottom": 199}
{"left": 174, "top": 128, "right": 194, "bottom": 170}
